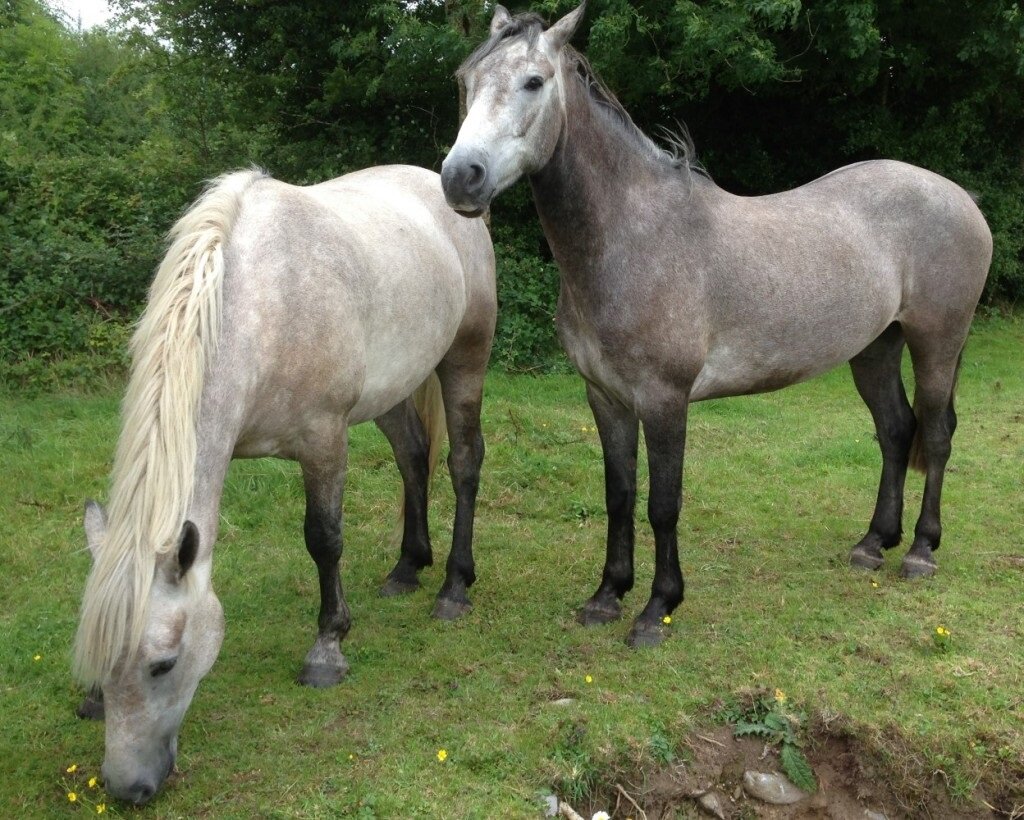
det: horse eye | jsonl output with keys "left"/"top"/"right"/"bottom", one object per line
{"left": 524, "top": 75, "right": 544, "bottom": 91}
{"left": 150, "top": 658, "right": 177, "bottom": 678}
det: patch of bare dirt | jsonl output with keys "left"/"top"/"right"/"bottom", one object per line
{"left": 586, "top": 716, "right": 1022, "bottom": 819}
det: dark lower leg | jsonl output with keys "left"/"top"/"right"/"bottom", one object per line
{"left": 628, "top": 405, "right": 688, "bottom": 648}
{"left": 433, "top": 365, "right": 484, "bottom": 620}
{"left": 902, "top": 402, "right": 954, "bottom": 578}
{"left": 298, "top": 461, "right": 351, "bottom": 687}
{"left": 579, "top": 383, "right": 639, "bottom": 625}
{"left": 376, "top": 401, "right": 432, "bottom": 595}
{"left": 848, "top": 325, "right": 916, "bottom": 569}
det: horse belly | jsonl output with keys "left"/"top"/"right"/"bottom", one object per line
{"left": 690, "top": 313, "right": 893, "bottom": 401}
{"left": 346, "top": 282, "right": 465, "bottom": 424}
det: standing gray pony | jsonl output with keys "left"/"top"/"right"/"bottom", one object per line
{"left": 441, "top": 4, "right": 990, "bottom": 647}
{"left": 73, "top": 165, "right": 495, "bottom": 803}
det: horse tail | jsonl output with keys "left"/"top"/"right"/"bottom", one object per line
{"left": 415, "top": 370, "right": 448, "bottom": 487}
{"left": 907, "top": 351, "right": 963, "bottom": 475}
{"left": 389, "top": 371, "right": 447, "bottom": 550}
{"left": 73, "top": 167, "right": 265, "bottom": 687}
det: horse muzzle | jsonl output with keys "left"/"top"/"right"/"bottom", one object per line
{"left": 102, "top": 738, "right": 176, "bottom": 805}
{"left": 441, "top": 147, "right": 493, "bottom": 218}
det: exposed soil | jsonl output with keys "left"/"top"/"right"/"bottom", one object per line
{"left": 581, "top": 715, "right": 1023, "bottom": 820}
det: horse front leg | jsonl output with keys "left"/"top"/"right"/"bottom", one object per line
{"left": 629, "top": 400, "right": 689, "bottom": 647}
{"left": 431, "top": 359, "right": 486, "bottom": 620}
{"left": 297, "top": 440, "right": 351, "bottom": 688}
{"left": 578, "top": 382, "right": 639, "bottom": 626}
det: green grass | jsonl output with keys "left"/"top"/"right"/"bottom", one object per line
{"left": 2, "top": 314, "right": 1022, "bottom": 817}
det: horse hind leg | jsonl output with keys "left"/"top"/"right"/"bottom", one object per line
{"left": 899, "top": 335, "right": 964, "bottom": 579}
{"left": 375, "top": 386, "right": 437, "bottom": 597}
{"left": 848, "top": 323, "right": 916, "bottom": 571}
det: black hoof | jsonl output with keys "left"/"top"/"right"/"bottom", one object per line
{"left": 432, "top": 596, "right": 471, "bottom": 621}
{"left": 298, "top": 661, "right": 349, "bottom": 688}
{"left": 849, "top": 544, "right": 885, "bottom": 571}
{"left": 627, "top": 620, "right": 666, "bottom": 648}
{"left": 900, "top": 552, "right": 937, "bottom": 580}
{"left": 76, "top": 694, "right": 105, "bottom": 721}
{"left": 380, "top": 576, "right": 421, "bottom": 597}
{"left": 577, "top": 598, "right": 622, "bottom": 626}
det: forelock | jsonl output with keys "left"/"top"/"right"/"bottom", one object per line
{"left": 458, "top": 12, "right": 548, "bottom": 78}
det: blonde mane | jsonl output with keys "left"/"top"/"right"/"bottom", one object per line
{"left": 73, "top": 169, "right": 265, "bottom": 687}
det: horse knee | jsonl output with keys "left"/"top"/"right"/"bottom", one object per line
{"left": 648, "top": 495, "right": 680, "bottom": 533}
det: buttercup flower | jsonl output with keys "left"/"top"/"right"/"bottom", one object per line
{"left": 437, "top": 748, "right": 448, "bottom": 762}
{"left": 66, "top": 764, "right": 78, "bottom": 774}
{"left": 96, "top": 804, "right": 106, "bottom": 814}
{"left": 662, "top": 615, "right": 672, "bottom": 625}
{"left": 67, "top": 792, "right": 77, "bottom": 803}
{"left": 88, "top": 776, "right": 98, "bottom": 788}
{"left": 774, "top": 688, "right": 786, "bottom": 703}
{"left": 33, "top": 654, "right": 41, "bottom": 661}
{"left": 585, "top": 674, "right": 593, "bottom": 684}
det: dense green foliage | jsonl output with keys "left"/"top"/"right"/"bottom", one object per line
{"left": 2, "top": 0, "right": 1023, "bottom": 380}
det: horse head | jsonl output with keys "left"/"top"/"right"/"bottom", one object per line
{"left": 80, "top": 501, "right": 224, "bottom": 804}
{"left": 442, "top": 3, "right": 586, "bottom": 216}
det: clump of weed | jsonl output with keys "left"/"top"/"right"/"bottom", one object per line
{"left": 720, "top": 689, "right": 817, "bottom": 793}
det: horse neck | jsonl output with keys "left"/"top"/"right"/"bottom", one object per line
{"left": 528, "top": 69, "right": 677, "bottom": 282}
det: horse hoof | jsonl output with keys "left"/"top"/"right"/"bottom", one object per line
{"left": 432, "top": 596, "right": 471, "bottom": 621}
{"left": 849, "top": 545, "right": 885, "bottom": 571}
{"left": 577, "top": 598, "right": 622, "bottom": 626}
{"left": 626, "top": 620, "right": 666, "bottom": 648}
{"left": 380, "top": 576, "right": 420, "bottom": 597}
{"left": 76, "top": 695, "right": 105, "bottom": 721}
{"left": 900, "top": 553, "right": 937, "bottom": 580}
{"left": 298, "top": 661, "right": 349, "bottom": 688}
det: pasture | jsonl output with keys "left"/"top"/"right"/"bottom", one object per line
{"left": 2, "top": 313, "right": 1022, "bottom": 817}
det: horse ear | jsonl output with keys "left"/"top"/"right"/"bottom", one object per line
{"left": 543, "top": 1, "right": 586, "bottom": 51}
{"left": 490, "top": 4, "right": 512, "bottom": 35}
{"left": 83, "top": 500, "right": 107, "bottom": 560}
{"left": 175, "top": 521, "right": 200, "bottom": 581}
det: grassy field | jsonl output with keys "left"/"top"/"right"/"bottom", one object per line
{"left": 2, "top": 314, "right": 1022, "bottom": 817}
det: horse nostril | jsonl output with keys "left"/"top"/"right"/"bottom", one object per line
{"left": 129, "top": 781, "right": 156, "bottom": 805}
{"left": 466, "top": 162, "right": 486, "bottom": 191}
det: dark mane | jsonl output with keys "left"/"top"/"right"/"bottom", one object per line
{"left": 457, "top": 11, "right": 708, "bottom": 180}
{"left": 566, "top": 47, "right": 706, "bottom": 175}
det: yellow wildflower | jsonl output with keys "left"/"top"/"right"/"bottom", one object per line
{"left": 662, "top": 615, "right": 672, "bottom": 625}
{"left": 774, "top": 688, "right": 786, "bottom": 703}
{"left": 585, "top": 674, "right": 593, "bottom": 684}
{"left": 437, "top": 748, "right": 448, "bottom": 762}
{"left": 67, "top": 792, "right": 77, "bottom": 803}
{"left": 88, "top": 776, "right": 98, "bottom": 788}
{"left": 33, "top": 654, "right": 41, "bottom": 661}
{"left": 66, "top": 764, "right": 78, "bottom": 773}
{"left": 96, "top": 804, "right": 106, "bottom": 814}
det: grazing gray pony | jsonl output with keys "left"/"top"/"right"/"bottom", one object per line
{"left": 441, "top": 4, "right": 990, "bottom": 646}
{"left": 73, "top": 165, "right": 496, "bottom": 803}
